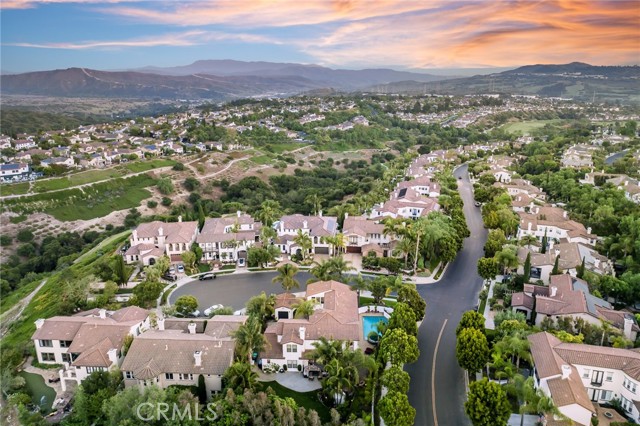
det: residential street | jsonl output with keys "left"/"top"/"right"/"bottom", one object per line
{"left": 405, "top": 164, "right": 488, "bottom": 426}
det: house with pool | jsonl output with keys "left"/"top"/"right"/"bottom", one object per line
{"left": 262, "top": 280, "right": 392, "bottom": 372}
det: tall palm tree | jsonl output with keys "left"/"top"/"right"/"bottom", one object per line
{"left": 292, "top": 299, "right": 317, "bottom": 319}
{"left": 230, "top": 316, "right": 267, "bottom": 364}
{"left": 350, "top": 274, "right": 369, "bottom": 300}
{"left": 272, "top": 263, "right": 300, "bottom": 293}
{"left": 256, "top": 200, "right": 282, "bottom": 227}
{"left": 325, "top": 255, "right": 354, "bottom": 281}
{"left": 323, "top": 358, "right": 359, "bottom": 405}
{"left": 293, "top": 230, "right": 313, "bottom": 261}
{"left": 495, "top": 245, "right": 519, "bottom": 275}
{"left": 410, "top": 217, "right": 429, "bottom": 272}
{"left": 495, "top": 334, "right": 531, "bottom": 369}
{"left": 519, "top": 235, "right": 538, "bottom": 251}
{"left": 223, "top": 361, "right": 259, "bottom": 393}
{"left": 311, "top": 336, "right": 344, "bottom": 366}
{"left": 308, "top": 259, "right": 332, "bottom": 283}
{"left": 305, "top": 193, "right": 324, "bottom": 216}
{"left": 393, "top": 236, "right": 414, "bottom": 268}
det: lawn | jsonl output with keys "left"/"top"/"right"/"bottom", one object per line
{"left": 500, "top": 119, "right": 566, "bottom": 135}
{"left": 359, "top": 296, "right": 397, "bottom": 309}
{"left": 258, "top": 380, "right": 330, "bottom": 422}
{"left": 124, "top": 158, "right": 176, "bottom": 173}
{"left": 0, "top": 182, "right": 29, "bottom": 196}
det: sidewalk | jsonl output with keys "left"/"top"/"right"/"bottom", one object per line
{"left": 483, "top": 277, "right": 499, "bottom": 330}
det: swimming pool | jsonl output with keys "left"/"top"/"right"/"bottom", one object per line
{"left": 362, "top": 315, "right": 388, "bottom": 340}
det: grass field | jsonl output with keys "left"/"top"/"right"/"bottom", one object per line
{"left": 0, "top": 278, "right": 43, "bottom": 316}
{"left": 124, "top": 158, "right": 176, "bottom": 173}
{"left": 45, "top": 187, "right": 152, "bottom": 221}
{"left": 501, "top": 119, "right": 566, "bottom": 134}
{"left": 251, "top": 154, "right": 274, "bottom": 165}
{"left": 73, "top": 230, "right": 131, "bottom": 264}
{"left": 265, "top": 142, "right": 308, "bottom": 154}
{"left": 0, "top": 182, "right": 30, "bottom": 196}
{"left": 258, "top": 380, "right": 330, "bottom": 422}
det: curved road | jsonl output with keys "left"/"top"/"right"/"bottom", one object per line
{"left": 405, "top": 164, "right": 487, "bottom": 426}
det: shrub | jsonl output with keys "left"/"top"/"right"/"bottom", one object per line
{"left": 16, "top": 229, "right": 34, "bottom": 243}
{"left": 147, "top": 200, "right": 158, "bottom": 208}
{"left": 0, "top": 235, "right": 12, "bottom": 246}
{"left": 161, "top": 197, "right": 172, "bottom": 206}
{"left": 172, "top": 163, "right": 185, "bottom": 171}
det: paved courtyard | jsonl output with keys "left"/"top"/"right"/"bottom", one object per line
{"left": 256, "top": 368, "right": 322, "bottom": 392}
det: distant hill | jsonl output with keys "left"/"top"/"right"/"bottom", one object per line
{"left": 371, "top": 63, "right": 640, "bottom": 104}
{"left": 0, "top": 61, "right": 450, "bottom": 100}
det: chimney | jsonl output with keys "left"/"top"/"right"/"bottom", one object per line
{"left": 344, "top": 213, "right": 349, "bottom": 220}
{"left": 158, "top": 317, "right": 165, "bottom": 331}
{"left": 158, "top": 227, "right": 164, "bottom": 236}
{"left": 35, "top": 319, "right": 45, "bottom": 329}
{"left": 132, "top": 229, "right": 138, "bottom": 242}
{"left": 563, "top": 210, "right": 568, "bottom": 219}
{"left": 549, "top": 240, "right": 555, "bottom": 250}
{"left": 623, "top": 316, "right": 634, "bottom": 340}
{"left": 237, "top": 210, "right": 241, "bottom": 217}
{"left": 178, "top": 215, "right": 182, "bottom": 222}
{"left": 554, "top": 249, "right": 559, "bottom": 257}
{"left": 188, "top": 322, "right": 196, "bottom": 334}
{"left": 107, "top": 348, "right": 118, "bottom": 365}
{"left": 551, "top": 286, "right": 558, "bottom": 298}
{"left": 561, "top": 365, "right": 571, "bottom": 379}
{"left": 587, "top": 227, "right": 592, "bottom": 234}
{"left": 527, "top": 222, "right": 532, "bottom": 231}
{"left": 194, "top": 350, "right": 202, "bottom": 367}
{"left": 303, "top": 220, "right": 308, "bottom": 229}
{"left": 318, "top": 210, "right": 323, "bottom": 217}
{"left": 299, "top": 327, "right": 306, "bottom": 341}
{"left": 99, "top": 309, "right": 107, "bottom": 319}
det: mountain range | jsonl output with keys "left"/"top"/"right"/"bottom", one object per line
{"left": 1, "top": 60, "right": 637, "bottom": 103}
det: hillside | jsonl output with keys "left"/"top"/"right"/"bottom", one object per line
{"left": 372, "top": 63, "right": 640, "bottom": 104}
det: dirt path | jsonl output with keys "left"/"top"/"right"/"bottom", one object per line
{"left": 0, "top": 279, "right": 47, "bottom": 338}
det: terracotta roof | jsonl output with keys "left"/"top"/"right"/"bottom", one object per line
{"left": 274, "top": 293, "right": 302, "bottom": 309}
{"left": 120, "top": 329, "right": 235, "bottom": 377}
{"left": 134, "top": 221, "right": 198, "bottom": 243}
{"left": 278, "top": 215, "right": 338, "bottom": 237}
{"left": 342, "top": 216, "right": 384, "bottom": 237}
{"left": 72, "top": 338, "right": 115, "bottom": 367}
{"left": 109, "top": 306, "right": 149, "bottom": 323}
{"left": 528, "top": 332, "right": 566, "bottom": 378}
{"left": 196, "top": 215, "right": 261, "bottom": 244}
{"left": 511, "top": 292, "right": 534, "bottom": 310}
{"left": 553, "top": 343, "right": 640, "bottom": 381}
{"left": 67, "top": 323, "right": 130, "bottom": 356}
{"left": 546, "top": 366, "right": 594, "bottom": 412}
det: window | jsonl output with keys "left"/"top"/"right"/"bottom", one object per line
{"left": 621, "top": 396, "right": 632, "bottom": 412}
{"left": 591, "top": 370, "right": 604, "bottom": 386}
{"left": 125, "top": 371, "right": 133, "bottom": 379}
{"left": 605, "top": 372, "right": 613, "bottom": 382}
{"left": 624, "top": 377, "right": 637, "bottom": 393}
{"left": 287, "top": 360, "right": 298, "bottom": 369}
{"left": 41, "top": 353, "right": 55, "bottom": 362}
{"left": 286, "top": 344, "right": 297, "bottom": 353}
{"left": 178, "top": 373, "right": 193, "bottom": 381}
{"left": 39, "top": 340, "right": 53, "bottom": 348}
{"left": 86, "top": 367, "right": 105, "bottom": 374}
{"left": 59, "top": 340, "right": 72, "bottom": 348}
{"left": 165, "top": 373, "right": 174, "bottom": 380}
{"left": 61, "top": 353, "right": 72, "bottom": 363}
{"left": 601, "top": 390, "right": 612, "bottom": 401}
{"left": 582, "top": 369, "right": 590, "bottom": 379}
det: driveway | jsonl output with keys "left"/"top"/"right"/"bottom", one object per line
{"left": 405, "top": 164, "right": 488, "bottom": 426}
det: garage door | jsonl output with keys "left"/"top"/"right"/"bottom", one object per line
{"left": 314, "top": 246, "right": 330, "bottom": 255}
{"left": 346, "top": 246, "right": 362, "bottom": 254}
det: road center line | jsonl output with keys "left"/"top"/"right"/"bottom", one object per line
{"left": 432, "top": 319, "right": 448, "bottom": 426}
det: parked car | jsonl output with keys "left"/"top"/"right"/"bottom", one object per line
{"left": 169, "top": 266, "right": 176, "bottom": 274}
{"left": 204, "top": 304, "right": 224, "bottom": 316}
{"left": 162, "top": 273, "right": 178, "bottom": 282}
{"left": 474, "top": 201, "right": 482, "bottom": 207}
{"left": 177, "top": 264, "right": 185, "bottom": 274}
{"left": 199, "top": 273, "right": 215, "bottom": 281}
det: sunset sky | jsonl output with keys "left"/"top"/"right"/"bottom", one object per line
{"left": 1, "top": 0, "right": 639, "bottom": 73}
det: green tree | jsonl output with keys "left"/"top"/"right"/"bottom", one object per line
{"left": 293, "top": 230, "right": 313, "bottom": 261}
{"left": 256, "top": 200, "right": 283, "bottom": 227}
{"left": 367, "top": 277, "right": 389, "bottom": 306}
{"left": 310, "top": 336, "right": 344, "bottom": 366}
{"left": 456, "top": 328, "right": 490, "bottom": 373}
{"left": 484, "top": 229, "right": 506, "bottom": 258}
{"left": 494, "top": 245, "right": 519, "bottom": 275}
{"left": 272, "top": 263, "right": 300, "bottom": 293}
{"left": 378, "top": 391, "right": 416, "bottom": 426}
{"left": 523, "top": 252, "right": 531, "bottom": 283}
{"left": 551, "top": 255, "right": 560, "bottom": 275}
{"left": 230, "top": 316, "right": 267, "bottom": 363}
{"left": 174, "top": 295, "right": 199, "bottom": 317}
{"left": 245, "top": 292, "right": 275, "bottom": 324}
{"left": 323, "top": 358, "right": 358, "bottom": 405}
{"left": 131, "top": 279, "right": 164, "bottom": 308}
{"left": 540, "top": 230, "right": 548, "bottom": 254}
{"left": 223, "top": 361, "right": 259, "bottom": 393}
{"left": 112, "top": 255, "right": 129, "bottom": 286}
{"left": 181, "top": 251, "right": 197, "bottom": 274}
{"left": 156, "top": 177, "right": 174, "bottom": 195}
{"left": 191, "top": 242, "right": 203, "bottom": 265}
{"left": 292, "top": 299, "right": 317, "bottom": 319}
{"left": 576, "top": 256, "right": 586, "bottom": 279}
{"left": 464, "top": 378, "right": 511, "bottom": 426}
{"left": 380, "top": 365, "right": 410, "bottom": 394}
{"left": 397, "top": 285, "right": 426, "bottom": 321}
{"left": 70, "top": 370, "right": 123, "bottom": 426}
{"left": 379, "top": 328, "right": 419, "bottom": 366}
{"left": 183, "top": 177, "right": 200, "bottom": 192}
{"left": 388, "top": 302, "right": 418, "bottom": 336}
{"left": 477, "top": 257, "right": 499, "bottom": 282}
{"left": 456, "top": 310, "right": 486, "bottom": 336}
{"left": 16, "top": 228, "right": 34, "bottom": 243}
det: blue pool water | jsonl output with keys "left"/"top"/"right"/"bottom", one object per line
{"left": 362, "top": 316, "right": 388, "bottom": 339}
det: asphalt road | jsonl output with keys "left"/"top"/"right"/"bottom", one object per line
{"left": 169, "top": 271, "right": 315, "bottom": 312}
{"left": 405, "top": 164, "right": 488, "bottom": 426}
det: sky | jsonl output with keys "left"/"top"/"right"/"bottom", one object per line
{"left": 1, "top": 0, "right": 639, "bottom": 74}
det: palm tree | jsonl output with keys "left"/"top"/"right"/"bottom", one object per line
{"left": 311, "top": 337, "right": 344, "bottom": 366}
{"left": 519, "top": 235, "right": 538, "bottom": 251}
{"left": 393, "top": 236, "right": 414, "bottom": 268}
{"left": 223, "top": 361, "right": 258, "bottom": 393}
{"left": 323, "top": 358, "right": 359, "bottom": 405}
{"left": 350, "top": 274, "right": 369, "bottom": 301}
{"left": 494, "top": 245, "right": 519, "bottom": 275}
{"left": 600, "top": 319, "right": 613, "bottom": 346}
{"left": 495, "top": 334, "right": 531, "bottom": 369}
{"left": 260, "top": 226, "right": 277, "bottom": 245}
{"left": 323, "top": 233, "right": 347, "bottom": 257}
{"left": 256, "top": 200, "right": 282, "bottom": 227}
{"left": 410, "top": 217, "right": 429, "bottom": 272}
{"left": 308, "top": 259, "right": 332, "bottom": 283}
{"left": 292, "top": 299, "right": 317, "bottom": 319}
{"left": 325, "top": 255, "right": 354, "bottom": 281}
{"left": 230, "top": 316, "right": 267, "bottom": 364}
{"left": 305, "top": 193, "right": 324, "bottom": 216}
{"left": 293, "top": 230, "right": 313, "bottom": 261}
{"left": 272, "top": 263, "right": 300, "bottom": 293}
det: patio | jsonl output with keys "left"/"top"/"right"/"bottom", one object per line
{"left": 256, "top": 367, "right": 322, "bottom": 392}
